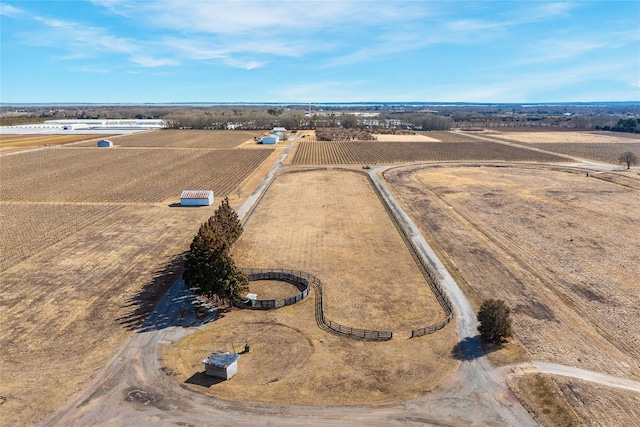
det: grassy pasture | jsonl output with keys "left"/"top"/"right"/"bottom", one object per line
{"left": 291, "top": 140, "right": 569, "bottom": 165}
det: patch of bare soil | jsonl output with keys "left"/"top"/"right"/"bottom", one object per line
{"left": 247, "top": 280, "right": 301, "bottom": 300}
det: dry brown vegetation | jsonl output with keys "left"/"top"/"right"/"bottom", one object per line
{"left": 0, "top": 147, "right": 273, "bottom": 203}
{"left": 384, "top": 163, "right": 640, "bottom": 423}
{"left": 315, "top": 127, "right": 374, "bottom": 141}
{"left": 162, "top": 168, "right": 458, "bottom": 405}
{"left": 0, "top": 130, "right": 280, "bottom": 426}
{"left": 73, "top": 129, "right": 259, "bottom": 148}
{"left": 0, "top": 134, "right": 113, "bottom": 153}
{"left": 292, "top": 140, "right": 569, "bottom": 165}
{"left": 519, "top": 142, "right": 640, "bottom": 165}
{"left": 509, "top": 373, "right": 581, "bottom": 426}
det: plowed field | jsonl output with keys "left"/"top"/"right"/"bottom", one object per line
{"left": 292, "top": 140, "right": 569, "bottom": 165}
{"left": 73, "top": 129, "right": 259, "bottom": 148}
{"left": 0, "top": 148, "right": 273, "bottom": 203}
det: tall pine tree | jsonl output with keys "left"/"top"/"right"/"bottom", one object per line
{"left": 183, "top": 200, "right": 248, "bottom": 304}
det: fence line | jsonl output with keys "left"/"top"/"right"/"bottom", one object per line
{"left": 242, "top": 167, "right": 454, "bottom": 340}
{"left": 241, "top": 268, "right": 392, "bottom": 341}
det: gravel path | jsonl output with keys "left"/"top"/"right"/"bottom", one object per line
{"left": 44, "top": 155, "right": 537, "bottom": 426}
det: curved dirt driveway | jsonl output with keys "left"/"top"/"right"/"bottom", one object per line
{"left": 44, "top": 157, "right": 537, "bottom": 426}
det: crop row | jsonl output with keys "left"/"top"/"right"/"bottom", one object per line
{"left": 74, "top": 129, "right": 258, "bottom": 149}
{"left": 521, "top": 142, "right": 640, "bottom": 165}
{"left": 0, "top": 203, "right": 123, "bottom": 272}
{"left": 0, "top": 147, "right": 274, "bottom": 203}
{"left": 419, "top": 131, "right": 485, "bottom": 143}
{"left": 291, "top": 140, "right": 570, "bottom": 165}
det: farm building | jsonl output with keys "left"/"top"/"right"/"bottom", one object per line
{"left": 97, "top": 139, "right": 113, "bottom": 147}
{"left": 203, "top": 350, "right": 239, "bottom": 380}
{"left": 262, "top": 134, "right": 280, "bottom": 145}
{"left": 273, "top": 127, "right": 286, "bottom": 137}
{"left": 180, "top": 190, "right": 214, "bottom": 206}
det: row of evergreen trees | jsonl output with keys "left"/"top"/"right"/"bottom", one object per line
{"left": 183, "top": 198, "right": 248, "bottom": 304}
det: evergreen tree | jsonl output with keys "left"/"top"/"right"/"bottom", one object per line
{"left": 477, "top": 299, "right": 512, "bottom": 345}
{"left": 183, "top": 201, "right": 248, "bottom": 303}
{"left": 214, "top": 197, "right": 243, "bottom": 245}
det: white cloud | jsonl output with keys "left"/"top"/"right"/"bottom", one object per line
{"left": 0, "top": 2, "right": 23, "bottom": 17}
{"left": 129, "top": 55, "right": 180, "bottom": 67}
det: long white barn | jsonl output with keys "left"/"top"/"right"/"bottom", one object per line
{"left": 180, "top": 190, "right": 214, "bottom": 206}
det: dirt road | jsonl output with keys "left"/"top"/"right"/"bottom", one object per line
{"left": 44, "top": 160, "right": 538, "bottom": 426}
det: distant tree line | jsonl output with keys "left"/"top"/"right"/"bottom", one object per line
{"left": 3, "top": 104, "right": 638, "bottom": 132}
{"left": 183, "top": 198, "right": 248, "bottom": 305}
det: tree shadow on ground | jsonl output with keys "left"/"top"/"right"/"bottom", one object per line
{"left": 116, "top": 251, "right": 221, "bottom": 333}
{"left": 185, "top": 372, "right": 225, "bottom": 388}
{"left": 451, "top": 335, "right": 489, "bottom": 361}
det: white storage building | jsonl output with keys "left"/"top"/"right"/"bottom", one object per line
{"left": 180, "top": 190, "right": 214, "bottom": 206}
{"left": 203, "top": 351, "right": 239, "bottom": 380}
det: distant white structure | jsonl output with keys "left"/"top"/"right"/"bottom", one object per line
{"left": 262, "top": 134, "right": 280, "bottom": 145}
{"left": 1, "top": 119, "right": 166, "bottom": 135}
{"left": 180, "top": 190, "right": 214, "bottom": 206}
{"left": 203, "top": 351, "right": 239, "bottom": 380}
{"left": 272, "top": 127, "right": 286, "bottom": 140}
{"left": 97, "top": 139, "right": 113, "bottom": 147}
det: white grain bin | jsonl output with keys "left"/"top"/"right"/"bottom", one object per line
{"left": 180, "top": 190, "right": 214, "bottom": 206}
{"left": 203, "top": 351, "right": 239, "bottom": 380}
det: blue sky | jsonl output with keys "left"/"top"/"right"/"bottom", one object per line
{"left": 1, "top": 1, "right": 638, "bottom": 103}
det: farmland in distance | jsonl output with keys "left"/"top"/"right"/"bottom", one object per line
{"left": 292, "top": 140, "right": 569, "bottom": 165}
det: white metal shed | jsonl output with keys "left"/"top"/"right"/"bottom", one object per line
{"left": 180, "top": 190, "right": 214, "bottom": 206}
{"left": 203, "top": 351, "right": 239, "bottom": 379}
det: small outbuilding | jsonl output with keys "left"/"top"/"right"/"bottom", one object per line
{"left": 262, "top": 134, "right": 280, "bottom": 145}
{"left": 203, "top": 350, "right": 239, "bottom": 380}
{"left": 180, "top": 190, "right": 214, "bottom": 206}
{"left": 97, "top": 139, "right": 113, "bottom": 147}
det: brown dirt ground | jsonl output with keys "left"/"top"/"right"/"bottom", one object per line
{"left": 247, "top": 280, "right": 301, "bottom": 300}
{"left": 0, "top": 134, "right": 114, "bottom": 153}
{"left": 482, "top": 130, "right": 640, "bottom": 144}
{"left": 161, "top": 168, "right": 458, "bottom": 406}
{"left": 384, "top": 163, "right": 640, "bottom": 422}
{"left": 0, "top": 131, "right": 281, "bottom": 426}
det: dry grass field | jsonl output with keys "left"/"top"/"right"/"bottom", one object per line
{"left": 0, "top": 147, "right": 273, "bottom": 203}
{"left": 384, "top": 164, "right": 640, "bottom": 423}
{"left": 291, "top": 140, "right": 569, "bottom": 165}
{"left": 483, "top": 130, "right": 640, "bottom": 144}
{"left": 0, "top": 134, "right": 114, "bottom": 153}
{"left": 476, "top": 130, "right": 640, "bottom": 165}
{"left": 519, "top": 142, "right": 640, "bottom": 166}
{"left": 0, "top": 130, "right": 281, "bottom": 426}
{"left": 373, "top": 133, "right": 441, "bottom": 142}
{"left": 73, "top": 129, "right": 260, "bottom": 149}
{"left": 162, "top": 168, "right": 458, "bottom": 406}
